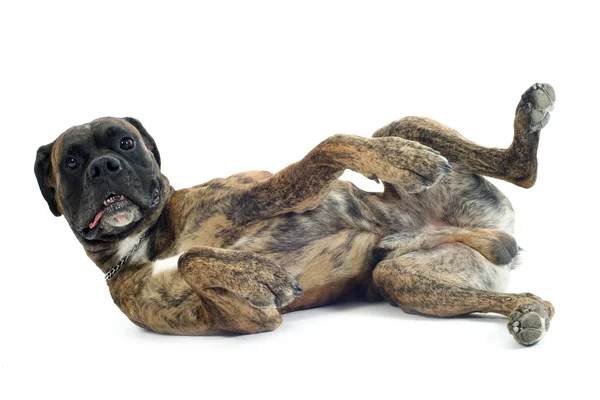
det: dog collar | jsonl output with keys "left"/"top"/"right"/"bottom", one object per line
{"left": 104, "top": 232, "right": 148, "bottom": 281}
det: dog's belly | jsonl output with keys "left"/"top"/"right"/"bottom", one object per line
{"left": 236, "top": 226, "right": 382, "bottom": 311}
{"left": 228, "top": 174, "right": 517, "bottom": 311}
{"left": 228, "top": 183, "right": 398, "bottom": 310}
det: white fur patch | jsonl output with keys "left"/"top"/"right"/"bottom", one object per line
{"left": 152, "top": 253, "right": 184, "bottom": 275}
{"left": 495, "top": 210, "right": 516, "bottom": 234}
{"left": 116, "top": 232, "right": 148, "bottom": 262}
{"left": 486, "top": 263, "right": 511, "bottom": 293}
{"left": 231, "top": 235, "right": 251, "bottom": 249}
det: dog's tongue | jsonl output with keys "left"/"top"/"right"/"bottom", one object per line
{"left": 89, "top": 209, "right": 105, "bottom": 229}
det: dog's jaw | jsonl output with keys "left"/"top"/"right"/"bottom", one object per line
{"left": 76, "top": 186, "right": 161, "bottom": 241}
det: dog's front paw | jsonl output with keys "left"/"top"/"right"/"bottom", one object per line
{"left": 179, "top": 247, "right": 303, "bottom": 309}
{"left": 508, "top": 301, "right": 553, "bottom": 346}
{"left": 240, "top": 264, "right": 304, "bottom": 309}
{"left": 372, "top": 138, "right": 453, "bottom": 193}
{"left": 517, "top": 83, "right": 555, "bottom": 132}
{"left": 402, "top": 146, "right": 453, "bottom": 193}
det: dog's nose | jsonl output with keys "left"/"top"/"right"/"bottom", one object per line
{"left": 88, "top": 156, "right": 122, "bottom": 179}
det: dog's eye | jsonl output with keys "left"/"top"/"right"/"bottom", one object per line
{"left": 65, "top": 157, "right": 79, "bottom": 170}
{"left": 120, "top": 137, "right": 135, "bottom": 151}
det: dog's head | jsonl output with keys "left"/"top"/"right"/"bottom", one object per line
{"left": 35, "top": 117, "right": 167, "bottom": 241}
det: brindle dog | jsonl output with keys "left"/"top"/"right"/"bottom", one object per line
{"left": 35, "top": 83, "right": 555, "bottom": 346}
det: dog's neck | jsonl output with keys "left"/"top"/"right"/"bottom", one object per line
{"left": 79, "top": 183, "right": 177, "bottom": 274}
{"left": 103, "top": 231, "right": 149, "bottom": 280}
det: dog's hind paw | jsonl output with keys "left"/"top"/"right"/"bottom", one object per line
{"left": 476, "top": 230, "right": 519, "bottom": 265}
{"left": 508, "top": 301, "right": 552, "bottom": 346}
{"left": 518, "top": 83, "right": 555, "bottom": 132}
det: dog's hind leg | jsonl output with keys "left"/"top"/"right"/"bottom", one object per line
{"left": 372, "top": 83, "right": 555, "bottom": 188}
{"left": 378, "top": 227, "right": 519, "bottom": 266}
{"left": 371, "top": 243, "right": 554, "bottom": 346}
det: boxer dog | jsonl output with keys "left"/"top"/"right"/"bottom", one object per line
{"left": 35, "top": 83, "right": 555, "bottom": 345}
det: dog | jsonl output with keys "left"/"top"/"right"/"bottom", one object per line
{"left": 34, "top": 83, "right": 555, "bottom": 345}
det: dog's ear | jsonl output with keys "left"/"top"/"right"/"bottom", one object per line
{"left": 123, "top": 117, "right": 161, "bottom": 168}
{"left": 34, "top": 141, "right": 62, "bottom": 217}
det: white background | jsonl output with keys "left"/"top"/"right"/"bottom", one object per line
{"left": 1, "top": 1, "right": 598, "bottom": 399}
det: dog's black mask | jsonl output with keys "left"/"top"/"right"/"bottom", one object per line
{"left": 35, "top": 117, "right": 163, "bottom": 241}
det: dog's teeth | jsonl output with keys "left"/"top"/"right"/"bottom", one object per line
{"left": 103, "top": 195, "right": 125, "bottom": 208}
{"left": 104, "top": 195, "right": 125, "bottom": 208}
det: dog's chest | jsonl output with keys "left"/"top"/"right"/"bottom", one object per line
{"left": 152, "top": 253, "right": 184, "bottom": 275}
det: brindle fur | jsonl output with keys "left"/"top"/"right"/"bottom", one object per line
{"left": 35, "top": 83, "right": 556, "bottom": 345}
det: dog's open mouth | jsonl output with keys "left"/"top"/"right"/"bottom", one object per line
{"left": 89, "top": 194, "right": 132, "bottom": 229}
{"left": 78, "top": 187, "right": 160, "bottom": 240}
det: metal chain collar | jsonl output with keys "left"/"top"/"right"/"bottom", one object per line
{"left": 104, "top": 232, "right": 148, "bottom": 282}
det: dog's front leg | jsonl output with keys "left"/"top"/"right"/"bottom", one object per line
{"left": 177, "top": 246, "right": 303, "bottom": 334}
{"left": 229, "top": 134, "right": 452, "bottom": 224}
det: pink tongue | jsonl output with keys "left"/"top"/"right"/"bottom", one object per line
{"left": 89, "top": 209, "right": 105, "bottom": 229}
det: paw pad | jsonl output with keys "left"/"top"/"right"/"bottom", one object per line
{"left": 519, "top": 83, "right": 556, "bottom": 132}
{"left": 508, "top": 302, "right": 551, "bottom": 346}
